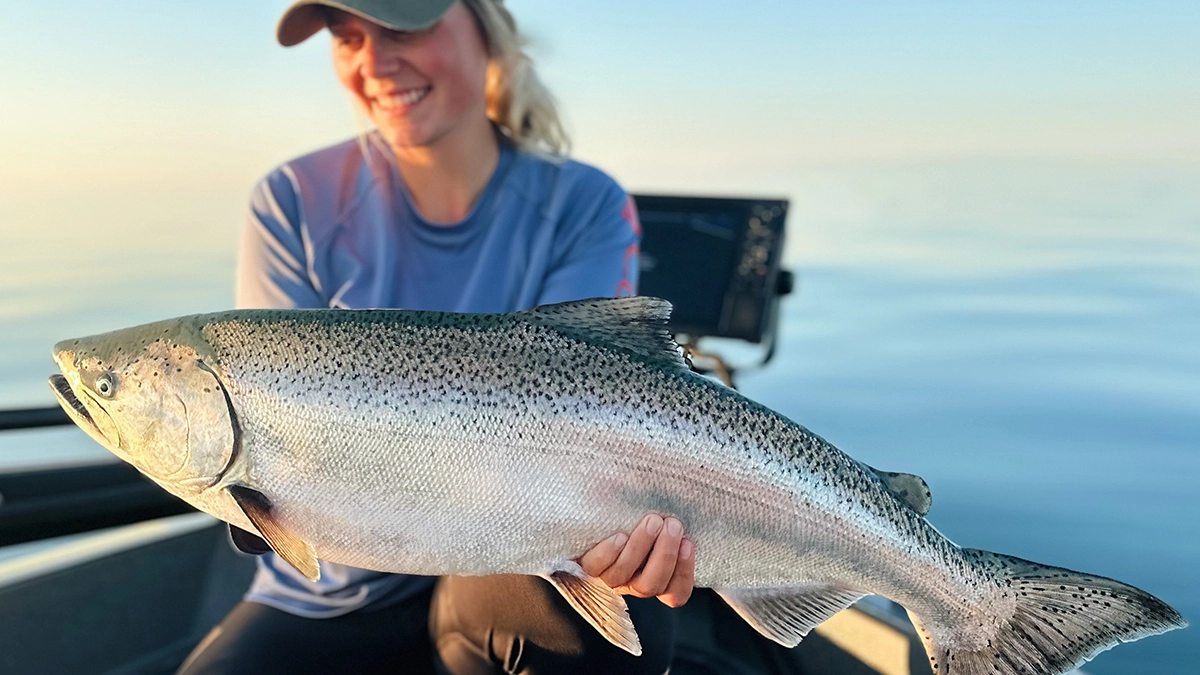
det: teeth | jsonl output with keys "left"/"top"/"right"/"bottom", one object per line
{"left": 401, "top": 88, "right": 428, "bottom": 105}
{"left": 378, "top": 87, "right": 430, "bottom": 110}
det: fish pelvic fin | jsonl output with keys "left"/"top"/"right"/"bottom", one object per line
{"left": 541, "top": 562, "right": 642, "bottom": 656}
{"left": 716, "top": 584, "right": 868, "bottom": 647}
{"left": 910, "top": 548, "right": 1187, "bottom": 675}
{"left": 519, "top": 297, "right": 687, "bottom": 371}
{"left": 228, "top": 524, "right": 272, "bottom": 555}
{"left": 227, "top": 484, "right": 320, "bottom": 582}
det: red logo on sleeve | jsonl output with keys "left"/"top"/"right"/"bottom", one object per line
{"left": 616, "top": 196, "right": 641, "bottom": 297}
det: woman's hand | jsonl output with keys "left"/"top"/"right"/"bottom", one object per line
{"left": 576, "top": 514, "right": 695, "bottom": 608}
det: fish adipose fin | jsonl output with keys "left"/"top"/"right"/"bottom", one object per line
{"left": 910, "top": 549, "right": 1187, "bottom": 675}
{"left": 857, "top": 461, "right": 933, "bottom": 516}
{"left": 541, "top": 562, "right": 643, "bottom": 656}
{"left": 228, "top": 484, "right": 320, "bottom": 582}
{"left": 716, "top": 584, "right": 868, "bottom": 647}
{"left": 520, "top": 297, "right": 687, "bottom": 371}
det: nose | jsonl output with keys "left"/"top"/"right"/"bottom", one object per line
{"left": 360, "top": 35, "right": 399, "bottom": 80}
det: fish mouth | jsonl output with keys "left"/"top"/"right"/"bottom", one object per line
{"left": 49, "top": 374, "right": 103, "bottom": 440}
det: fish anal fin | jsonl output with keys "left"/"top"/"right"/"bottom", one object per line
{"left": 227, "top": 484, "right": 320, "bottom": 581}
{"left": 520, "top": 298, "right": 686, "bottom": 371}
{"left": 857, "top": 460, "right": 933, "bottom": 516}
{"left": 716, "top": 584, "right": 867, "bottom": 647}
{"left": 541, "top": 562, "right": 642, "bottom": 656}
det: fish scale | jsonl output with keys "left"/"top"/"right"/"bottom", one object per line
{"left": 49, "top": 297, "right": 1184, "bottom": 672}
{"left": 204, "top": 310, "right": 883, "bottom": 582}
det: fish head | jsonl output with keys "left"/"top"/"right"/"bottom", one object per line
{"left": 49, "top": 319, "right": 237, "bottom": 494}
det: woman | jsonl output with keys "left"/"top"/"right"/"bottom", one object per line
{"left": 178, "top": 1, "right": 694, "bottom": 673}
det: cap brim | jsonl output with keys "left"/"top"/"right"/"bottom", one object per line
{"left": 276, "top": 0, "right": 456, "bottom": 47}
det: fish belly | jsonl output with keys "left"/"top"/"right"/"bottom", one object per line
{"left": 234, "top": 389, "right": 967, "bottom": 604}
{"left": 233, "top": 396, "right": 844, "bottom": 585}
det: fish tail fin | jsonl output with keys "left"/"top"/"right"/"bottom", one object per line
{"left": 907, "top": 548, "right": 1186, "bottom": 675}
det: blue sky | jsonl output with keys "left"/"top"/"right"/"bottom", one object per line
{"left": 1, "top": 0, "right": 1196, "bottom": 197}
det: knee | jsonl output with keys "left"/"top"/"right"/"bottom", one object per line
{"left": 435, "top": 626, "right": 673, "bottom": 675}
{"left": 431, "top": 576, "right": 675, "bottom": 675}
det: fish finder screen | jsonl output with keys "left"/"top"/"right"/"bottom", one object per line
{"left": 634, "top": 195, "right": 788, "bottom": 343}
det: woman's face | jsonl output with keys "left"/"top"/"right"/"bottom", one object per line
{"left": 328, "top": 3, "right": 490, "bottom": 150}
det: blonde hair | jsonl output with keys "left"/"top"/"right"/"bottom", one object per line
{"left": 461, "top": 0, "right": 570, "bottom": 156}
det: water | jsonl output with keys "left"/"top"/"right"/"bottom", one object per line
{"left": 1, "top": 162, "right": 1196, "bottom": 673}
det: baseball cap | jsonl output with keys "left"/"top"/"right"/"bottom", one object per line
{"left": 276, "top": 0, "right": 457, "bottom": 47}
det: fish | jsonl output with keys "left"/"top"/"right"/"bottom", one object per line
{"left": 48, "top": 297, "right": 1184, "bottom": 673}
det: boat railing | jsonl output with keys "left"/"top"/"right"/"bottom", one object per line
{"left": 0, "top": 408, "right": 193, "bottom": 546}
{"left": 0, "top": 405, "right": 70, "bottom": 431}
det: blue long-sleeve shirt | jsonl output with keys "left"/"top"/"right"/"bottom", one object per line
{"left": 235, "top": 132, "right": 640, "bottom": 617}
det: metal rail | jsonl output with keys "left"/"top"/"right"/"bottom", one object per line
{"left": 0, "top": 407, "right": 70, "bottom": 432}
{"left": 0, "top": 405, "right": 193, "bottom": 545}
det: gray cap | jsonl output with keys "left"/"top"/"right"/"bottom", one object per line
{"left": 276, "top": 0, "right": 456, "bottom": 47}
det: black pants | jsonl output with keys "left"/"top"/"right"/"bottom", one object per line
{"left": 177, "top": 575, "right": 674, "bottom": 675}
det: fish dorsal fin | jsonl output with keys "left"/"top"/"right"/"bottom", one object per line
{"left": 716, "top": 584, "right": 868, "bottom": 647}
{"left": 541, "top": 562, "right": 642, "bottom": 656}
{"left": 519, "top": 297, "right": 687, "bottom": 371}
{"left": 857, "top": 461, "right": 933, "bottom": 516}
{"left": 228, "top": 484, "right": 320, "bottom": 581}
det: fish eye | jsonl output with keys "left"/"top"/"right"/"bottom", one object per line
{"left": 95, "top": 373, "right": 118, "bottom": 398}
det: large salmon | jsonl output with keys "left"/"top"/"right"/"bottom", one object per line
{"left": 49, "top": 297, "right": 1184, "bottom": 672}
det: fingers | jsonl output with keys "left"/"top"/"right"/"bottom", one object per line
{"left": 577, "top": 514, "right": 697, "bottom": 608}
{"left": 598, "top": 514, "right": 664, "bottom": 589}
{"left": 657, "top": 538, "right": 695, "bottom": 607}
{"left": 624, "top": 517, "right": 684, "bottom": 598}
{"left": 577, "top": 532, "right": 628, "bottom": 577}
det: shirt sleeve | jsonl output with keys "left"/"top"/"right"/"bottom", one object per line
{"left": 535, "top": 188, "right": 642, "bottom": 306}
{"left": 235, "top": 168, "right": 326, "bottom": 310}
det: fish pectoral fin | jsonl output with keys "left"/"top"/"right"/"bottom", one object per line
{"left": 716, "top": 584, "right": 867, "bottom": 648}
{"left": 540, "top": 564, "right": 642, "bottom": 656}
{"left": 227, "top": 484, "right": 320, "bottom": 582}
{"left": 857, "top": 460, "right": 933, "bottom": 516}
{"left": 228, "top": 524, "right": 272, "bottom": 555}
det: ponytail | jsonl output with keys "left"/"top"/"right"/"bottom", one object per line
{"left": 461, "top": 0, "right": 570, "bottom": 156}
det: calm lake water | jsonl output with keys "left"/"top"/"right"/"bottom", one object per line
{"left": 1, "top": 161, "right": 1196, "bottom": 673}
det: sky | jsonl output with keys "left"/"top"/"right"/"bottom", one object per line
{"left": 1, "top": 0, "right": 1197, "bottom": 200}
{"left": 0, "top": 0, "right": 1197, "bottom": 277}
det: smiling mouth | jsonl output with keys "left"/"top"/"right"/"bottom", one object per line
{"left": 49, "top": 374, "right": 99, "bottom": 435}
{"left": 374, "top": 86, "right": 431, "bottom": 113}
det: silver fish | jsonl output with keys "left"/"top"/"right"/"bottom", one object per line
{"left": 49, "top": 297, "right": 1184, "bottom": 673}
